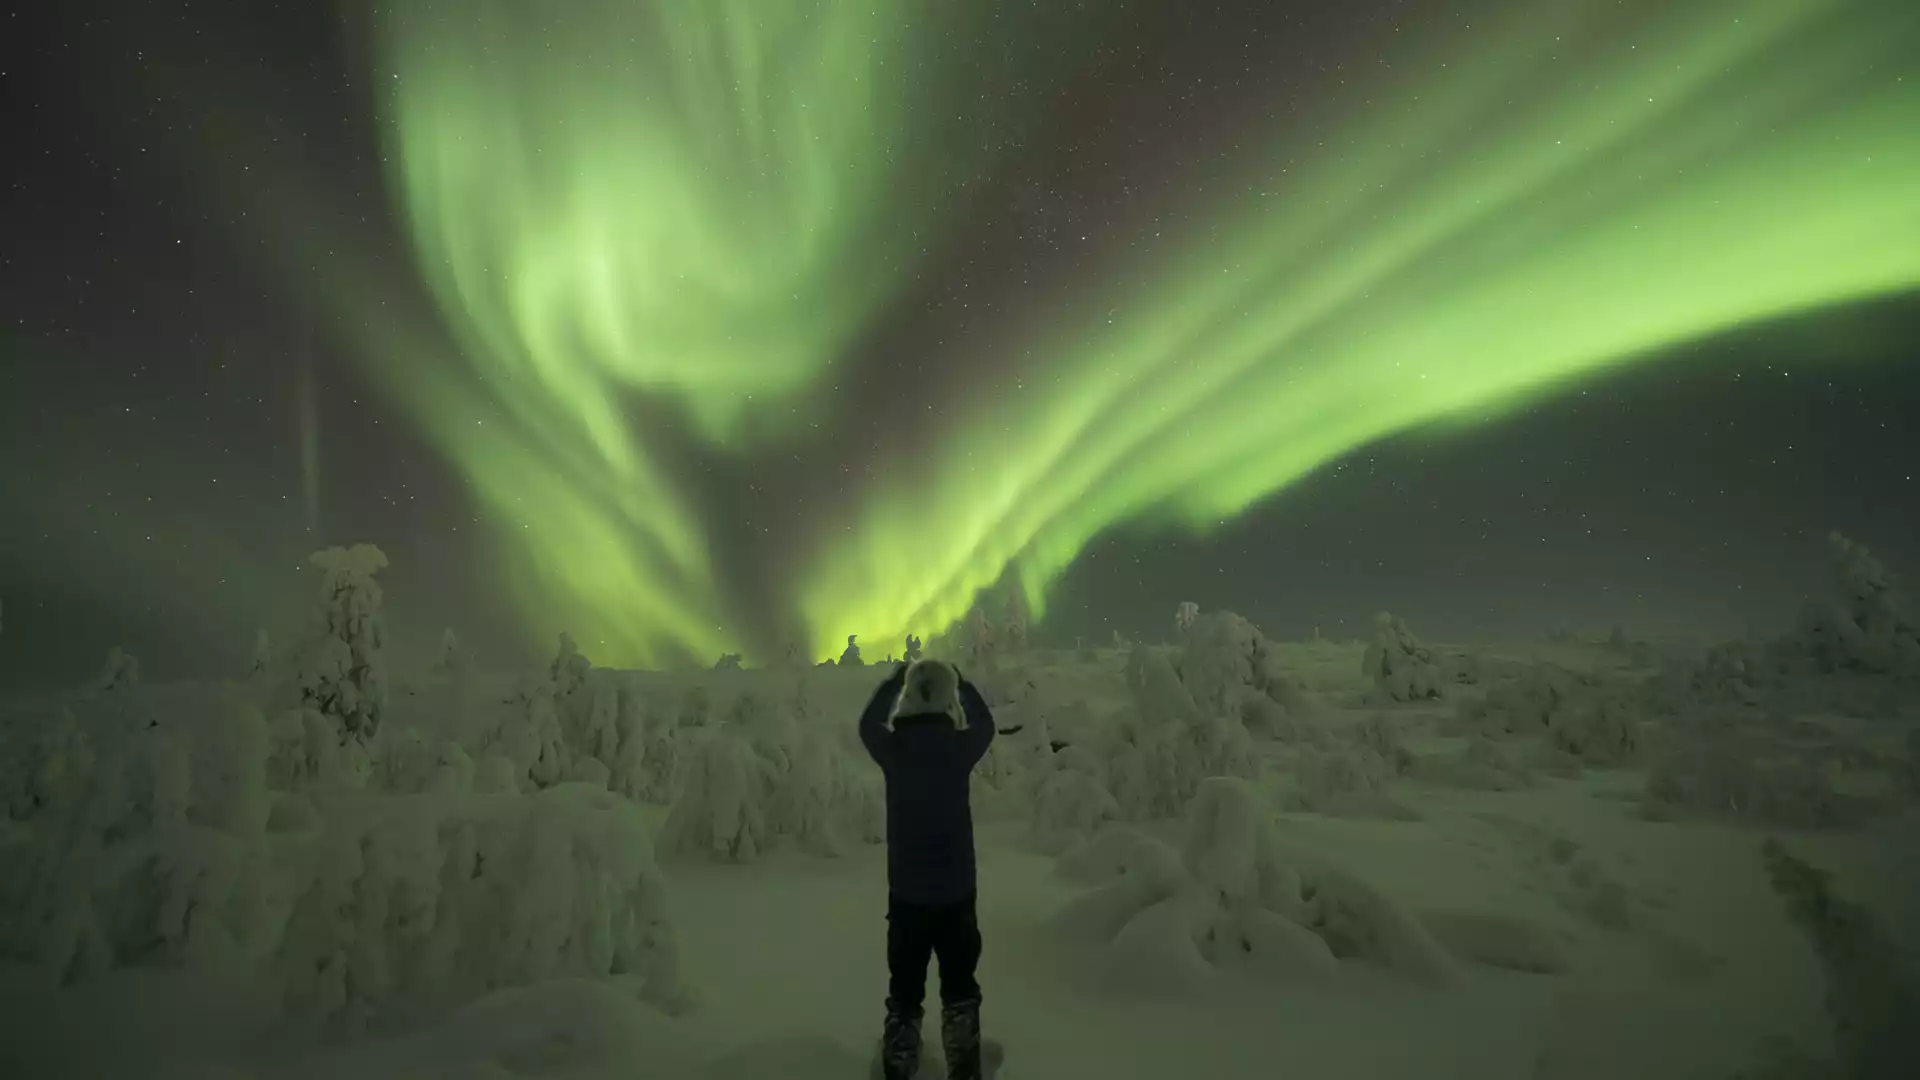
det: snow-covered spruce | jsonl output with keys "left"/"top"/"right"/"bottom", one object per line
{"left": 1360, "top": 612, "right": 1443, "bottom": 702}
{"left": 252, "top": 629, "right": 274, "bottom": 678}
{"left": 1122, "top": 645, "right": 1258, "bottom": 814}
{"left": 1174, "top": 610, "right": 1313, "bottom": 736}
{"left": 965, "top": 605, "right": 997, "bottom": 671}
{"left": 609, "top": 686, "right": 677, "bottom": 804}
{"left": 550, "top": 631, "right": 591, "bottom": 698}
{"left": 1003, "top": 590, "right": 1031, "bottom": 654}
{"left": 1030, "top": 745, "right": 1122, "bottom": 854}
{"left": 1793, "top": 532, "right": 1920, "bottom": 678}
{"left": 433, "top": 627, "right": 462, "bottom": 675}
{"left": 0, "top": 700, "right": 683, "bottom": 1034}
{"left": 97, "top": 646, "right": 141, "bottom": 694}
{"left": 1174, "top": 601, "right": 1199, "bottom": 635}
{"left": 483, "top": 681, "right": 570, "bottom": 794}
{"left": 291, "top": 544, "right": 390, "bottom": 744}
{"left": 659, "top": 722, "right": 776, "bottom": 861}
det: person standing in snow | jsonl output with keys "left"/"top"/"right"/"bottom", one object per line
{"left": 859, "top": 659, "right": 997, "bottom": 1080}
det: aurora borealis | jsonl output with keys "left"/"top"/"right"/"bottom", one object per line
{"left": 372, "top": 0, "right": 1920, "bottom": 662}
{"left": 5, "top": 0, "right": 1919, "bottom": 681}
{"left": 802, "top": 0, "right": 1920, "bottom": 654}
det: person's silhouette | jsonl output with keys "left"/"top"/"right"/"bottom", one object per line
{"left": 858, "top": 660, "right": 996, "bottom": 1080}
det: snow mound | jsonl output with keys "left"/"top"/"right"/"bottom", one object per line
{"left": 268, "top": 977, "right": 704, "bottom": 1080}
{"left": 1281, "top": 744, "right": 1420, "bottom": 820}
{"left": 1048, "top": 778, "right": 1458, "bottom": 995}
{"left": 1455, "top": 665, "right": 1643, "bottom": 767}
{"left": 1413, "top": 736, "right": 1536, "bottom": 792}
{"left": 1416, "top": 908, "right": 1570, "bottom": 975}
{"left": 1642, "top": 742, "right": 1873, "bottom": 830}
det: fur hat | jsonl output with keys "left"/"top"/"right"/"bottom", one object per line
{"left": 890, "top": 659, "right": 964, "bottom": 728}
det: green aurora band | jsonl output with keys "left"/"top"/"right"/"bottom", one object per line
{"left": 377, "top": 0, "right": 930, "bottom": 663}
{"left": 800, "top": 0, "right": 1920, "bottom": 655}
{"left": 375, "top": 0, "right": 1919, "bottom": 664}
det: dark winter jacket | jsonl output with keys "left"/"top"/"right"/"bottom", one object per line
{"left": 858, "top": 665, "right": 996, "bottom": 904}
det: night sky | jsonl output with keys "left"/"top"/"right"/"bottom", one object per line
{"left": 4, "top": 0, "right": 1917, "bottom": 689}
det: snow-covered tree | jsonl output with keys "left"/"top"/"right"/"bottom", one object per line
{"left": 1004, "top": 590, "right": 1031, "bottom": 652}
{"left": 1109, "top": 644, "right": 1255, "bottom": 818}
{"left": 473, "top": 752, "right": 521, "bottom": 794}
{"left": 251, "top": 628, "right": 273, "bottom": 677}
{"left": 551, "top": 631, "right": 591, "bottom": 696}
{"left": 424, "top": 741, "right": 475, "bottom": 795}
{"left": 24, "top": 708, "right": 95, "bottom": 817}
{"left": 434, "top": 627, "right": 463, "bottom": 674}
{"left": 679, "top": 684, "right": 713, "bottom": 728}
{"left": 660, "top": 725, "right": 776, "bottom": 861}
{"left": 1547, "top": 691, "right": 1642, "bottom": 766}
{"left": 833, "top": 754, "right": 887, "bottom": 844}
{"left": 578, "top": 677, "right": 622, "bottom": 767}
{"left": 294, "top": 543, "right": 389, "bottom": 743}
{"left": 765, "top": 726, "right": 845, "bottom": 856}
{"left": 195, "top": 703, "right": 272, "bottom": 836}
{"left": 488, "top": 681, "right": 569, "bottom": 791}
{"left": 376, "top": 718, "right": 433, "bottom": 787}
{"left": 713, "top": 652, "right": 744, "bottom": 671}
{"left": 1177, "top": 610, "right": 1306, "bottom": 722}
{"left": 838, "top": 634, "right": 863, "bottom": 667}
{"left": 904, "top": 634, "right": 923, "bottom": 663}
{"left": 1362, "top": 612, "right": 1443, "bottom": 701}
{"left": 1104, "top": 711, "right": 1182, "bottom": 820}
{"left": 1175, "top": 601, "right": 1199, "bottom": 635}
{"left": 723, "top": 693, "right": 794, "bottom": 787}
{"left": 1030, "top": 746, "right": 1121, "bottom": 853}
{"left": 614, "top": 692, "right": 678, "bottom": 804}
{"left": 96, "top": 646, "right": 140, "bottom": 693}
{"left": 1796, "top": 532, "right": 1920, "bottom": 676}
{"left": 381, "top": 725, "right": 436, "bottom": 795}
{"left": 966, "top": 606, "right": 996, "bottom": 669}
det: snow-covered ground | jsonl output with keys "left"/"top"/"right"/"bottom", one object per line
{"left": 2, "top": 539, "right": 1916, "bottom": 1080}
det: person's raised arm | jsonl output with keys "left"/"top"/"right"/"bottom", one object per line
{"left": 957, "top": 677, "right": 996, "bottom": 766}
{"left": 858, "top": 664, "right": 909, "bottom": 768}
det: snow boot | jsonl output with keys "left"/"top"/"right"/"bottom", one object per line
{"left": 941, "top": 998, "right": 983, "bottom": 1080}
{"left": 880, "top": 1001, "right": 924, "bottom": 1080}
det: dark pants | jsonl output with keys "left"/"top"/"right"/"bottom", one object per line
{"left": 886, "top": 890, "right": 981, "bottom": 1013}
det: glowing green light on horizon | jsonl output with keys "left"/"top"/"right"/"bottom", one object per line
{"left": 799, "top": 0, "right": 1920, "bottom": 655}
